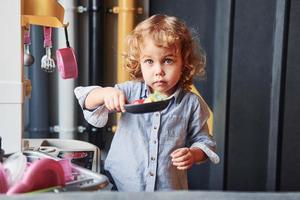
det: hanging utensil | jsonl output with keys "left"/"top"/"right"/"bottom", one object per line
{"left": 23, "top": 26, "right": 34, "bottom": 66}
{"left": 56, "top": 25, "right": 78, "bottom": 79}
{"left": 41, "top": 27, "right": 56, "bottom": 73}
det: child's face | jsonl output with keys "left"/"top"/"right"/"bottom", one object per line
{"left": 139, "top": 39, "right": 182, "bottom": 96}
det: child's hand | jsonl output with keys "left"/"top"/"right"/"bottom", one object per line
{"left": 102, "top": 87, "right": 126, "bottom": 112}
{"left": 170, "top": 147, "right": 207, "bottom": 170}
{"left": 170, "top": 147, "right": 195, "bottom": 170}
{"left": 85, "top": 87, "right": 127, "bottom": 112}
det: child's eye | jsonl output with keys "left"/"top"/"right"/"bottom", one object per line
{"left": 144, "top": 59, "right": 153, "bottom": 65}
{"left": 164, "top": 58, "right": 174, "bottom": 64}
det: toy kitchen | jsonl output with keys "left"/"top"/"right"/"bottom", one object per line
{"left": 0, "top": 0, "right": 116, "bottom": 194}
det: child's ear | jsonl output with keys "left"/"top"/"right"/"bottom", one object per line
{"left": 181, "top": 65, "right": 185, "bottom": 73}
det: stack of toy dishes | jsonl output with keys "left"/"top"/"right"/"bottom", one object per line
{"left": 0, "top": 152, "right": 71, "bottom": 194}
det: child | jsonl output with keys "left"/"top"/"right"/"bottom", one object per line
{"left": 74, "top": 14, "right": 219, "bottom": 191}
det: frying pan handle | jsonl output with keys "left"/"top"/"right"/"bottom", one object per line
{"left": 64, "top": 26, "right": 70, "bottom": 48}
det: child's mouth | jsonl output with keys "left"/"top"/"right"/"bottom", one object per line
{"left": 153, "top": 81, "right": 166, "bottom": 86}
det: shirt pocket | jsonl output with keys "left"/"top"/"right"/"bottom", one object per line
{"left": 160, "top": 115, "right": 186, "bottom": 145}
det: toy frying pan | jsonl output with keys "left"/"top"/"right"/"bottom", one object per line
{"left": 124, "top": 97, "right": 174, "bottom": 114}
{"left": 56, "top": 25, "right": 78, "bottom": 79}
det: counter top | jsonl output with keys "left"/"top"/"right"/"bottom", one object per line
{"left": 1, "top": 191, "right": 300, "bottom": 200}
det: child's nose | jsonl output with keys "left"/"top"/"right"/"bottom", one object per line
{"left": 154, "top": 64, "right": 165, "bottom": 76}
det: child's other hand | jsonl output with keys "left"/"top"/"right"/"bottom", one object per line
{"left": 103, "top": 87, "right": 126, "bottom": 112}
{"left": 170, "top": 147, "right": 195, "bottom": 170}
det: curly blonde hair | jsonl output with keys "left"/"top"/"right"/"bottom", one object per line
{"left": 124, "top": 14, "right": 206, "bottom": 91}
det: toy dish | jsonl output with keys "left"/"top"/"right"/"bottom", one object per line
{"left": 6, "top": 158, "right": 65, "bottom": 194}
{"left": 124, "top": 97, "right": 174, "bottom": 114}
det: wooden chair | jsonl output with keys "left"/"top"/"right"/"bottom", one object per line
{"left": 191, "top": 85, "right": 213, "bottom": 135}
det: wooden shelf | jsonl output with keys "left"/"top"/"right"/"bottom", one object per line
{"left": 21, "top": 0, "right": 66, "bottom": 28}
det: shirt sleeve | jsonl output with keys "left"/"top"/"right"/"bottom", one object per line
{"left": 74, "top": 86, "right": 109, "bottom": 128}
{"left": 187, "top": 96, "right": 220, "bottom": 164}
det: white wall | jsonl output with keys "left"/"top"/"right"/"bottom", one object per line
{"left": 0, "top": 0, "right": 23, "bottom": 154}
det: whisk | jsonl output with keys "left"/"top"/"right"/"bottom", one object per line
{"left": 41, "top": 27, "right": 56, "bottom": 72}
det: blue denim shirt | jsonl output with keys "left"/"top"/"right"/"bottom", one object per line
{"left": 74, "top": 81, "right": 219, "bottom": 191}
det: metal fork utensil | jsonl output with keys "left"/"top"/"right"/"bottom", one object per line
{"left": 41, "top": 47, "right": 56, "bottom": 72}
{"left": 41, "top": 27, "right": 56, "bottom": 73}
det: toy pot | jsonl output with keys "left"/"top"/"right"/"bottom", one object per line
{"left": 56, "top": 25, "right": 78, "bottom": 79}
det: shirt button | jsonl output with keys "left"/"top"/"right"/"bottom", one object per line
{"left": 151, "top": 156, "right": 155, "bottom": 161}
{"left": 153, "top": 140, "right": 157, "bottom": 144}
{"left": 155, "top": 113, "right": 159, "bottom": 117}
{"left": 154, "top": 126, "right": 157, "bottom": 130}
{"left": 149, "top": 172, "right": 154, "bottom": 176}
